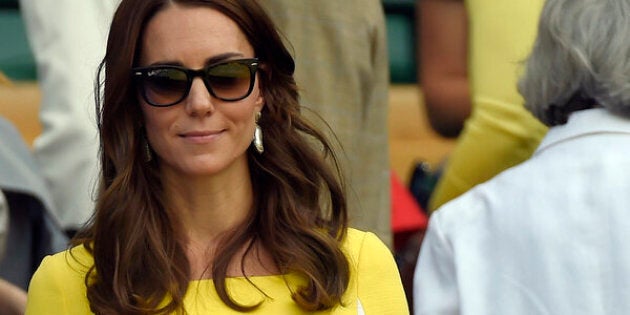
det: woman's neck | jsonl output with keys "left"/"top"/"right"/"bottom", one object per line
{"left": 158, "top": 160, "right": 279, "bottom": 279}
{"left": 163, "top": 166, "right": 254, "bottom": 244}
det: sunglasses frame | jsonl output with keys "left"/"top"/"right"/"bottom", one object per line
{"left": 132, "top": 58, "right": 259, "bottom": 107}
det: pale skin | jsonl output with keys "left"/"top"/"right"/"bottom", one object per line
{"left": 139, "top": 4, "right": 277, "bottom": 280}
{"left": 418, "top": 0, "right": 470, "bottom": 137}
{"left": 0, "top": 279, "right": 26, "bottom": 315}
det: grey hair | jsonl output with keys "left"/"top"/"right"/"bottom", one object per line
{"left": 518, "top": 0, "right": 630, "bottom": 126}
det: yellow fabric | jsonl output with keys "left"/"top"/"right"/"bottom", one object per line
{"left": 429, "top": 0, "right": 548, "bottom": 211}
{"left": 25, "top": 228, "right": 408, "bottom": 314}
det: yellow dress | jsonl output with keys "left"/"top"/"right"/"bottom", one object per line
{"left": 428, "top": 0, "right": 548, "bottom": 211}
{"left": 25, "top": 228, "right": 408, "bottom": 314}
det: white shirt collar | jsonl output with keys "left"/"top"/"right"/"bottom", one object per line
{"left": 535, "top": 108, "right": 630, "bottom": 156}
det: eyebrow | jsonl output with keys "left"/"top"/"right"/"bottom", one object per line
{"left": 147, "top": 52, "right": 246, "bottom": 67}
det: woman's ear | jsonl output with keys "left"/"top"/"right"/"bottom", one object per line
{"left": 255, "top": 65, "right": 268, "bottom": 110}
{"left": 255, "top": 89, "right": 265, "bottom": 108}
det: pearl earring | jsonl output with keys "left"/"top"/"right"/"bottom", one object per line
{"left": 253, "top": 112, "right": 264, "bottom": 154}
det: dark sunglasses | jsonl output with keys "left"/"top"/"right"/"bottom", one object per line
{"left": 132, "top": 58, "right": 259, "bottom": 107}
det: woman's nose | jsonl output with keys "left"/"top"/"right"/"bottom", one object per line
{"left": 185, "top": 77, "right": 215, "bottom": 116}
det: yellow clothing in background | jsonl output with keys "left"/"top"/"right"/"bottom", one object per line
{"left": 429, "top": 0, "right": 548, "bottom": 211}
{"left": 25, "top": 229, "right": 408, "bottom": 314}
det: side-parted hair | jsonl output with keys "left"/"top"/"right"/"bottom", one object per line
{"left": 518, "top": 0, "right": 630, "bottom": 126}
{"left": 73, "top": 0, "right": 349, "bottom": 314}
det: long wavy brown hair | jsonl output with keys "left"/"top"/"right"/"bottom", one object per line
{"left": 72, "top": 0, "right": 350, "bottom": 314}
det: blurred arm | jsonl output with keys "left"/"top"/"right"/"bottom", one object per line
{"left": 418, "top": 0, "right": 470, "bottom": 138}
{"left": 0, "top": 279, "right": 26, "bottom": 315}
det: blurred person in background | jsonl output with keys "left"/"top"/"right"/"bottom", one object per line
{"left": 19, "top": 0, "right": 120, "bottom": 236}
{"left": 418, "top": 0, "right": 547, "bottom": 211}
{"left": 260, "top": 0, "right": 391, "bottom": 245}
{"left": 0, "top": 115, "right": 67, "bottom": 314}
{"left": 0, "top": 190, "right": 26, "bottom": 315}
{"left": 415, "top": 0, "right": 630, "bottom": 313}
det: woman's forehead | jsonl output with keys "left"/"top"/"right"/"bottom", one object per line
{"left": 139, "top": 4, "right": 254, "bottom": 66}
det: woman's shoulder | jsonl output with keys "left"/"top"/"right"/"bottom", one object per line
{"left": 26, "top": 245, "right": 94, "bottom": 314}
{"left": 341, "top": 228, "right": 409, "bottom": 314}
{"left": 34, "top": 244, "right": 94, "bottom": 281}
{"left": 343, "top": 227, "right": 387, "bottom": 246}
{"left": 342, "top": 228, "right": 392, "bottom": 265}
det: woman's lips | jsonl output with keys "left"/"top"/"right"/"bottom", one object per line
{"left": 179, "top": 129, "right": 224, "bottom": 144}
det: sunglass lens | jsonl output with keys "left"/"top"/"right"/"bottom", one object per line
{"left": 206, "top": 62, "right": 252, "bottom": 100}
{"left": 143, "top": 68, "right": 188, "bottom": 106}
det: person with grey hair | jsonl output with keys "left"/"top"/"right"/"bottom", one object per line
{"left": 413, "top": 0, "right": 630, "bottom": 314}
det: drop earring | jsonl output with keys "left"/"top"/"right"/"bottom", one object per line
{"left": 253, "top": 112, "right": 264, "bottom": 154}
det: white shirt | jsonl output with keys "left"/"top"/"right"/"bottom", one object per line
{"left": 414, "top": 108, "right": 630, "bottom": 315}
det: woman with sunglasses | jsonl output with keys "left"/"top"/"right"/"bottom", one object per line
{"left": 24, "top": 0, "right": 408, "bottom": 314}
